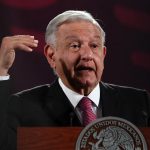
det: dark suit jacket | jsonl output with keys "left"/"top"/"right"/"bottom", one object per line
{"left": 0, "top": 79, "right": 150, "bottom": 150}
{"left": 0, "top": 80, "right": 11, "bottom": 150}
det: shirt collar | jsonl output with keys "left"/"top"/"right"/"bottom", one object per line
{"left": 58, "top": 78, "right": 100, "bottom": 108}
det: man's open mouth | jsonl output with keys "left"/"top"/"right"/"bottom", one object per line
{"left": 76, "top": 66, "right": 94, "bottom": 72}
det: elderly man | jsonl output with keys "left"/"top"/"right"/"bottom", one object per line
{"left": 0, "top": 10, "right": 150, "bottom": 150}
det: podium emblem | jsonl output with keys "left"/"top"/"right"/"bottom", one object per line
{"left": 76, "top": 117, "right": 147, "bottom": 150}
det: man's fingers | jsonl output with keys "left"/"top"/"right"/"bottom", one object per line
{"left": 13, "top": 35, "right": 37, "bottom": 44}
{"left": 1, "top": 35, "right": 39, "bottom": 52}
{"left": 17, "top": 44, "right": 35, "bottom": 52}
{"left": 22, "top": 39, "right": 38, "bottom": 48}
{"left": 15, "top": 40, "right": 38, "bottom": 52}
{"left": 11, "top": 35, "right": 39, "bottom": 52}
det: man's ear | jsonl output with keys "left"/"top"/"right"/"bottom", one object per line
{"left": 44, "top": 44, "right": 56, "bottom": 69}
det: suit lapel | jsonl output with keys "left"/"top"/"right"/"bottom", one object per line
{"left": 44, "top": 80, "right": 81, "bottom": 126}
{"left": 99, "top": 82, "right": 119, "bottom": 117}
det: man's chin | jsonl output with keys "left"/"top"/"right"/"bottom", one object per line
{"left": 74, "top": 78, "right": 97, "bottom": 88}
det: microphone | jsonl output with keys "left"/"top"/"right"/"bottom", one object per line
{"left": 142, "top": 110, "right": 149, "bottom": 126}
{"left": 69, "top": 112, "right": 75, "bottom": 126}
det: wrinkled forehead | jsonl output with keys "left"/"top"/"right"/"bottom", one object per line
{"left": 56, "top": 20, "right": 103, "bottom": 41}
{"left": 57, "top": 19, "right": 102, "bottom": 33}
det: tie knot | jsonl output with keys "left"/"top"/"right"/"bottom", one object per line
{"left": 79, "top": 97, "right": 93, "bottom": 110}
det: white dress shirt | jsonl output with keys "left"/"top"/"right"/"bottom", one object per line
{"left": 0, "top": 75, "right": 10, "bottom": 80}
{"left": 58, "top": 78, "right": 100, "bottom": 123}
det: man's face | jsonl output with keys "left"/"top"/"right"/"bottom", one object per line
{"left": 48, "top": 21, "right": 106, "bottom": 95}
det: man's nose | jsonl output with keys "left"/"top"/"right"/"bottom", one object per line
{"left": 80, "top": 45, "right": 93, "bottom": 61}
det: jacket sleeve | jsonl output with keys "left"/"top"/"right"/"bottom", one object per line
{"left": 0, "top": 80, "right": 11, "bottom": 150}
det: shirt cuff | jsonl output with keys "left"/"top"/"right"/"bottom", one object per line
{"left": 0, "top": 75, "right": 10, "bottom": 81}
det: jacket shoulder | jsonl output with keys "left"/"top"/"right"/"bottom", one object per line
{"left": 11, "top": 84, "right": 52, "bottom": 102}
{"left": 101, "top": 82, "right": 148, "bottom": 94}
{"left": 101, "top": 82, "right": 150, "bottom": 103}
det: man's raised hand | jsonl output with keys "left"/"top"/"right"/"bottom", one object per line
{"left": 0, "top": 35, "right": 38, "bottom": 76}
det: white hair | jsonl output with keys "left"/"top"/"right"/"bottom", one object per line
{"left": 45, "top": 10, "right": 105, "bottom": 47}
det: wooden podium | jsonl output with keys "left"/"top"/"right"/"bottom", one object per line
{"left": 17, "top": 127, "right": 150, "bottom": 150}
